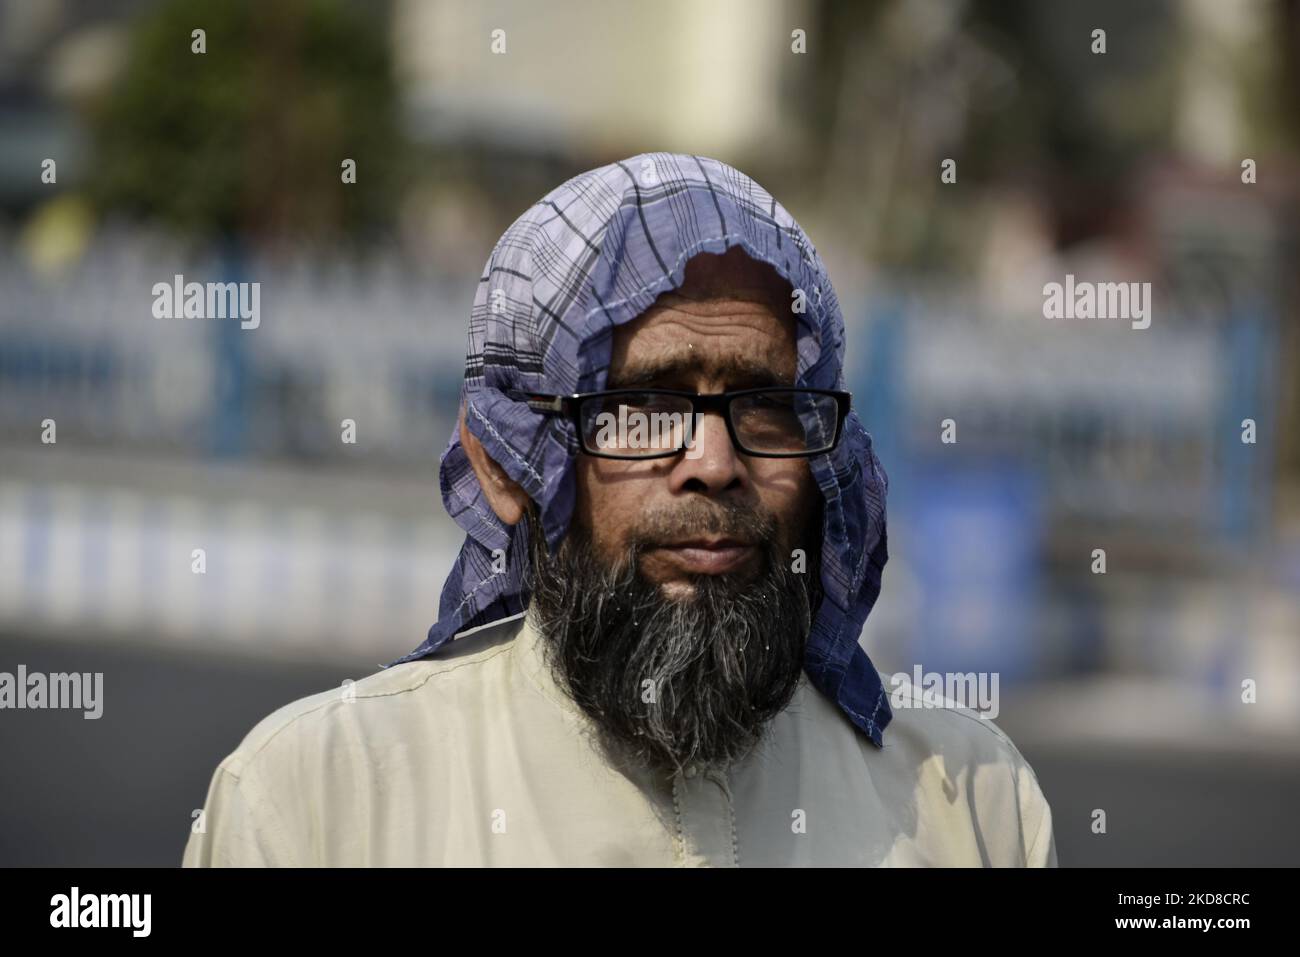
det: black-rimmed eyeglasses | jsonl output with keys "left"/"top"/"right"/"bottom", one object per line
{"left": 511, "top": 387, "right": 851, "bottom": 459}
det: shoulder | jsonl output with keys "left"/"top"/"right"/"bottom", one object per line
{"left": 874, "top": 670, "right": 1056, "bottom": 865}
{"left": 186, "top": 615, "right": 530, "bottom": 866}
{"left": 218, "top": 614, "right": 526, "bottom": 780}
{"left": 878, "top": 669, "right": 1029, "bottom": 767}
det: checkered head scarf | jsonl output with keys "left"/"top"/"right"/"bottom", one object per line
{"left": 387, "top": 153, "right": 892, "bottom": 746}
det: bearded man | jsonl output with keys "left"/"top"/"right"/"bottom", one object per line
{"left": 184, "top": 154, "right": 1056, "bottom": 867}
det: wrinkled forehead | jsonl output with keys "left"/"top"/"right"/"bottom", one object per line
{"left": 608, "top": 247, "right": 799, "bottom": 388}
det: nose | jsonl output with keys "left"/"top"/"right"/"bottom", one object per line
{"left": 670, "top": 409, "right": 746, "bottom": 494}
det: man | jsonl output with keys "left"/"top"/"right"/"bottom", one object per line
{"left": 184, "top": 153, "right": 1056, "bottom": 867}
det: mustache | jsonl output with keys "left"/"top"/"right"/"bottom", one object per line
{"left": 617, "top": 500, "right": 778, "bottom": 554}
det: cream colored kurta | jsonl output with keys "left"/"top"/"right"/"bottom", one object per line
{"left": 183, "top": 609, "right": 1057, "bottom": 867}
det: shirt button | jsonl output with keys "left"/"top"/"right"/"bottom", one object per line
{"left": 684, "top": 764, "right": 699, "bottom": 779}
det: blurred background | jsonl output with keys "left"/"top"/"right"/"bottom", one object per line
{"left": 1, "top": 0, "right": 1297, "bottom": 866}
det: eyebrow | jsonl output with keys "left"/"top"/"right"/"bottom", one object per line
{"left": 606, "top": 354, "right": 792, "bottom": 390}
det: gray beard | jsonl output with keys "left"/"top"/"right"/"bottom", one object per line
{"left": 522, "top": 500, "right": 822, "bottom": 780}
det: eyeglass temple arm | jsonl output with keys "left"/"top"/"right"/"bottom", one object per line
{"left": 517, "top": 392, "right": 565, "bottom": 414}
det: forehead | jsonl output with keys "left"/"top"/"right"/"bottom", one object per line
{"left": 607, "top": 249, "right": 797, "bottom": 386}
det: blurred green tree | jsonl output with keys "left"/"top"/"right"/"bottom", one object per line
{"left": 89, "top": 0, "right": 405, "bottom": 245}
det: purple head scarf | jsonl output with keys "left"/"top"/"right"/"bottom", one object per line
{"left": 385, "top": 153, "right": 892, "bottom": 746}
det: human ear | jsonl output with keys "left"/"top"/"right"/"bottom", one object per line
{"left": 458, "top": 402, "right": 532, "bottom": 525}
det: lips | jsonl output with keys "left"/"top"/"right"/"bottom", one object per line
{"left": 653, "top": 538, "right": 756, "bottom": 574}
{"left": 666, "top": 537, "right": 750, "bottom": 550}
